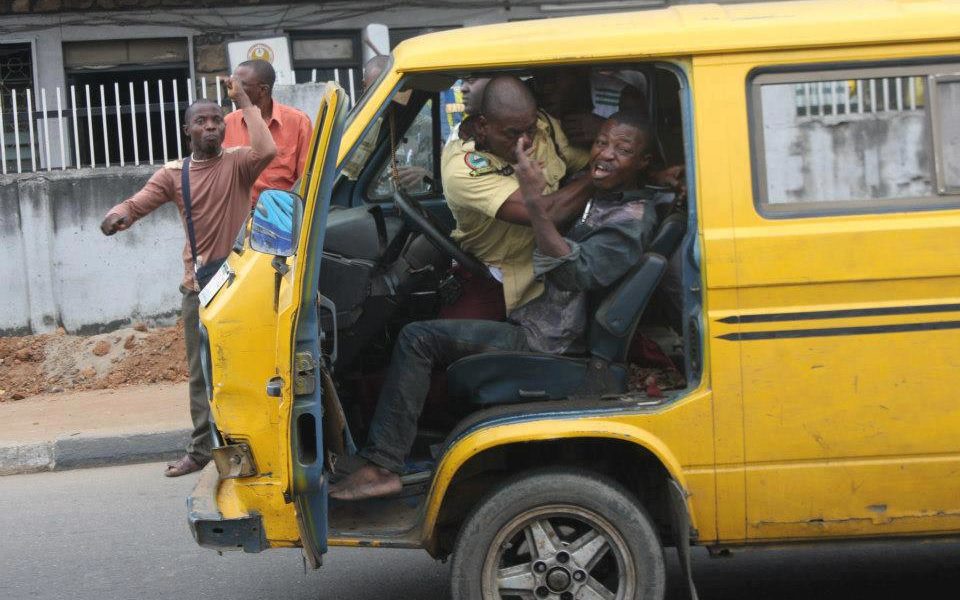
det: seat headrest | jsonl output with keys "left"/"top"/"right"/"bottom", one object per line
{"left": 648, "top": 212, "right": 686, "bottom": 257}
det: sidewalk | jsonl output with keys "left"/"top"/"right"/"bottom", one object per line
{"left": 0, "top": 383, "right": 191, "bottom": 476}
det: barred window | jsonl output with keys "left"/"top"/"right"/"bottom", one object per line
{"left": 750, "top": 63, "right": 960, "bottom": 216}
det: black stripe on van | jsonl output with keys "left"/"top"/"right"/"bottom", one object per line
{"left": 717, "top": 319, "right": 960, "bottom": 341}
{"left": 717, "top": 303, "right": 960, "bottom": 324}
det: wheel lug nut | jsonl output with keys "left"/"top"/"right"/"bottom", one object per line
{"left": 561, "top": 593, "right": 573, "bottom": 600}
{"left": 533, "top": 560, "right": 548, "bottom": 573}
{"left": 536, "top": 586, "right": 550, "bottom": 598}
{"left": 556, "top": 551, "right": 570, "bottom": 564}
{"left": 573, "top": 570, "right": 586, "bottom": 582}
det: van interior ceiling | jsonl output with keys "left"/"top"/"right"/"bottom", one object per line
{"left": 317, "top": 62, "right": 700, "bottom": 538}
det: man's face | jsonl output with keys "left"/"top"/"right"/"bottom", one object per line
{"left": 460, "top": 77, "right": 490, "bottom": 115}
{"left": 589, "top": 121, "right": 651, "bottom": 191}
{"left": 476, "top": 108, "right": 538, "bottom": 163}
{"left": 233, "top": 65, "right": 267, "bottom": 105}
{"left": 183, "top": 104, "right": 225, "bottom": 155}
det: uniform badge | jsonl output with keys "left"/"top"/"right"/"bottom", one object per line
{"left": 464, "top": 152, "right": 491, "bottom": 171}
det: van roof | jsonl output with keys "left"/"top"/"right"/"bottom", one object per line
{"left": 392, "top": 0, "right": 960, "bottom": 71}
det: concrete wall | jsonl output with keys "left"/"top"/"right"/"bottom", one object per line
{"left": 0, "top": 83, "right": 320, "bottom": 336}
{"left": 273, "top": 83, "right": 325, "bottom": 125}
{"left": 1, "top": 167, "right": 183, "bottom": 335}
{"left": 761, "top": 84, "right": 933, "bottom": 204}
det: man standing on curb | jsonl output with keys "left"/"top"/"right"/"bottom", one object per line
{"left": 224, "top": 59, "right": 313, "bottom": 206}
{"left": 100, "top": 78, "right": 276, "bottom": 477}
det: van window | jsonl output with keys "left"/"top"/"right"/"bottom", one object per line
{"left": 750, "top": 63, "right": 960, "bottom": 216}
{"left": 931, "top": 75, "right": 960, "bottom": 193}
{"left": 368, "top": 98, "right": 440, "bottom": 201}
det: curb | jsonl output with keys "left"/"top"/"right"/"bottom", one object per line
{"left": 0, "top": 428, "right": 191, "bottom": 476}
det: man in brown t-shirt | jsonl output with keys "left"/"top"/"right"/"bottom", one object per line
{"left": 100, "top": 77, "right": 276, "bottom": 477}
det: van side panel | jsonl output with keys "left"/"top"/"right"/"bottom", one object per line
{"left": 724, "top": 42, "right": 960, "bottom": 540}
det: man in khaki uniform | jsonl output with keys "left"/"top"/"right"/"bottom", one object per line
{"left": 441, "top": 75, "right": 592, "bottom": 312}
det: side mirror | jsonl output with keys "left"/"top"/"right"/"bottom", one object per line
{"left": 251, "top": 189, "right": 303, "bottom": 257}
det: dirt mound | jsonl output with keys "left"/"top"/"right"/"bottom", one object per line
{"left": 0, "top": 322, "right": 188, "bottom": 401}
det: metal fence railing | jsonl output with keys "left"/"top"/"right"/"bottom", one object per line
{"left": 1, "top": 69, "right": 359, "bottom": 176}
{"left": 794, "top": 76, "right": 926, "bottom": 118}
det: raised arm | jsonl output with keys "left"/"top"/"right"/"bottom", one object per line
{"left": 224, "top": 76, "right": 277, "bottom": 166}
{"left": 514, "top": 138, "right": 572, "bottom": 258}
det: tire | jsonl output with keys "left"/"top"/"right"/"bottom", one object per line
{"left": 449, "top": 466, "right": 666, "bottom": 600}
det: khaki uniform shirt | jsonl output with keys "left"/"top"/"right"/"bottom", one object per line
{"left": 441, "top": 113, "right": 589, "bottom": 311}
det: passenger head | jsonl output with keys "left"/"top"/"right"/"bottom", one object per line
{"left": 589, "top": 111, "right": 653, "bottom": 192}
{"left": 234, "top": 60, "right": 276, "bottom": 105}
{"left": 183, "top": 99, "right": 225, "bottom": 155}
{"left": 475, "top": 76, "right": 538, "bottom": 163}
{"left": 460, "top": 76, "right": 491, "bottom": 115}
{"left": 531, "top": 67, "right": 591, "bottom": 118}
{"left": 618, "top": 84, "right": 649, "bottom": 117}
{"left": 362, "top": 55, "right": 389, "bottom": 94}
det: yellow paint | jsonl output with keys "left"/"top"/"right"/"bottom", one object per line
{"left": 201, "top": 84, "right": 341, "bottom": 547}
{"left": 200, "top": 0, "right": 960, "bottom": 559}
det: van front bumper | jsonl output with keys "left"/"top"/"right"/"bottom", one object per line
{"left": 187, "top": 462, "right": 266, "bottom": 553}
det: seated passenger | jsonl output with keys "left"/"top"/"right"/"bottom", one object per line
{"left": 440, "top": 75, "right": 591, "bottom": 319}
{"left": 361, "top": 55, "right": 389, "bottom": 97}
{"left": 446, "top": 76, "right": 490, "bottom": 143}
{"left": 534, "top": 67, "right": 648, "bottom": 149}
{"left": 330, "top": 112, "right": 657, "bottom": 501}
{"left": 534, "top": 66, "right": 686, "bottom": 224}
{"left": 363, "top": 56, "right": 436, "bottom": 196}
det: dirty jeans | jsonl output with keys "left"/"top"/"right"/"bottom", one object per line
{"left": 181, "top": 286, "right": 212, "bottom": 463}
{"left": 360, "top": 320, "right": 528, "bottom": 474}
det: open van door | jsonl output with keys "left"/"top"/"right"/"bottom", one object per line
{"left": 284, "top": 82, "right": 349, "bottom": 568}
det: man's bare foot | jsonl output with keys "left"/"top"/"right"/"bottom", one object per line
{"left": 329, "top": 463, "right": 402, "bottom": 501}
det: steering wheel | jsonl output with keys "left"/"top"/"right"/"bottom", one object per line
{"left": 392, "top": 190, "right": 493, "bottom": 280}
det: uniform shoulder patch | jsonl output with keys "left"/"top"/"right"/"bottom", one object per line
{"left": 464, "top": 152, "right": 491, "bottom": 171}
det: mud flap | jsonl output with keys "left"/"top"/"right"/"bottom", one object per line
{"left": 668, "top": 478, "right": 699, "bottom": 600}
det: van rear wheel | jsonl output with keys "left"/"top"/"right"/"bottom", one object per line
{"left": 449, "top": 467, "right": 666, "bottom": 600}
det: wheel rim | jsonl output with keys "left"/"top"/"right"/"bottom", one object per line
{"left": 481, "top": 504, "right": 637, "bottom": 600}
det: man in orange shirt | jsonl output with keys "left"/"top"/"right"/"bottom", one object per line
{"left": 224, "top": 59, "right": 313, "bottom": 206}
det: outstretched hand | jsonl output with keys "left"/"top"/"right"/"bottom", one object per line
{"left": 100, "top": 213, "right": 129, "bottom": 236}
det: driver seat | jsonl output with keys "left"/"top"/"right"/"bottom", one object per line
{"left": 446, "top": 212, "right": 686, "bottom": 408}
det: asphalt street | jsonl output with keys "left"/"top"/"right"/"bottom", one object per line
{"left": 2, "top": 462, "right": 960, "bottom": 600}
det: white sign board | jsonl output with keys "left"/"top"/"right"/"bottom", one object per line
{"left": 227, "top": 37, "right": 295, "bottom": 85}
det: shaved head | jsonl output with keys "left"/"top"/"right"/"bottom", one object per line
{"left": 475, "top": 76, "right": 539, "bottom": 163}
{"left": 363, "top": 55, "right": 389, "bottom": 92}
{"left": 480, "top": 75, "right": 537, "bottom": 122}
